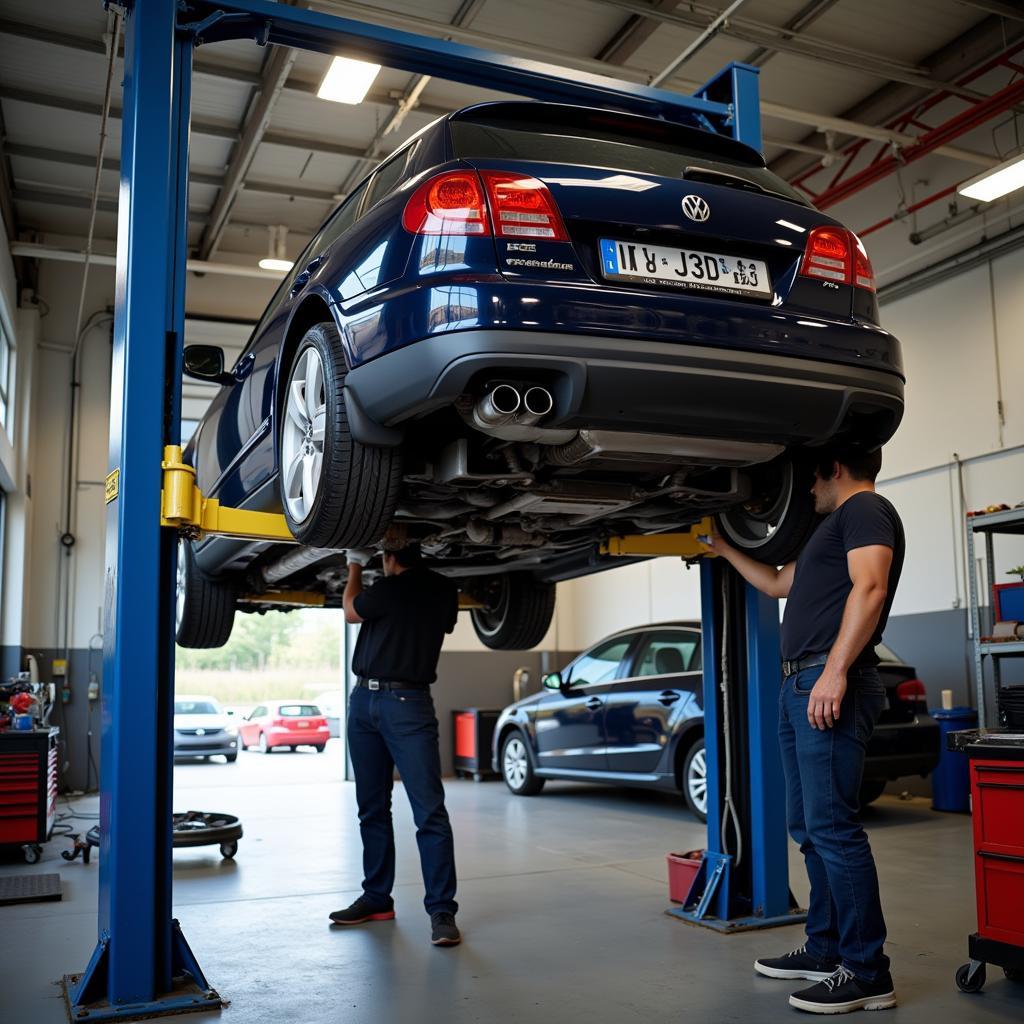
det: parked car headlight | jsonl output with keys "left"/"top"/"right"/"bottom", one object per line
{"left": 225, "top": 726, "right": 237, "bottom": 736}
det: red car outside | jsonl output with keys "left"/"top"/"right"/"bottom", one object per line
{"left": 238, "top": 701, "right": 330, "bottom": 753}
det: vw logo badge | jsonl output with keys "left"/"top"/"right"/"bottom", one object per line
{"left": 682, "top": 195, "right": 711, "bottom": 222}
{"left": 196, "top": 728, "right": 205, "bottom": 736}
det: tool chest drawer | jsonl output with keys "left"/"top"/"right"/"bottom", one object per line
{"left": 0, "top": 729, "right": 59, "bottom": 847}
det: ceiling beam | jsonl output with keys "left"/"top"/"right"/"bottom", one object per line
{"left": 3, "top": 141, "right": 339, "bottom": 201}
{"left": 955, "top": 0, "right": 1024, "bottom": 22}
{"left": 595, "top": 0, "right": 681, "bottom": 65}
{"left": 198, "top": 23, "right": 300, "bottom": 259}
{"left": 742, "top": 0, "right": 841, "bottom": 67}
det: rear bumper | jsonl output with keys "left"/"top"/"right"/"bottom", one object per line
{"left": 344, "top": 328, "right": 904, "bottom": 448}
{"left": 267, "top": 727, "right": 330, "bottom": 746}
{"left": 865, "top": 717, "right": 940, "bottom": 779}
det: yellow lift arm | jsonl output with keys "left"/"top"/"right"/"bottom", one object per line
{"left": 599, "top": 516, "right": 717, "bottom": 560}
{"left": 160, "top": 445, "right": 296, "bottom": 543}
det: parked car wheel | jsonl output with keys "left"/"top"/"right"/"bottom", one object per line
{"left": 470, "top": 573, "right": 555, "bottom": 650}
{"left": 858, "top": 778, "right": 887, "bottom": 807}
{"left": 258, "top": 732, "right": 271, "bottom": 754}
{"left": 175, "top": 539, "right": 236, "bottom": 648}
{"left": 718, "top": 457, "right": 819, "bottom": 565}
{"left": 501, "top": 731, "right": 545, "bottom": 796}
{"left": 280, "top": 322, "right": 402, "bottom": 549}
{"left": 315, "top": 744, "right": 326, "bottom": 753}
{"left": 225, "top": 752, "right": 238, "bottom": 764}
{"left": 681, "top": 738, "right": 708, "bottom": 822}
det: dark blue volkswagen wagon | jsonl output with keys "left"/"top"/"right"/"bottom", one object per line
{"left": 177, "top": 101, "right": 904, "bottom": 651}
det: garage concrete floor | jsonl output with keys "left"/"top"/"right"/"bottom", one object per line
{"left": 2, "top": 742, "right": 1021, "bottom": 1024}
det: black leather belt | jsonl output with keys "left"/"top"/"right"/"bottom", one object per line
{"left": 781, "top": 653, "right": 829, "bottom": 678}
{"left": 357, "top": 677, "right": 431, "bottom": 692}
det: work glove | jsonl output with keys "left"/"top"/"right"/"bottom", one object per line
{"left": 345, "top": 548, "right": 374, "bottom": 567}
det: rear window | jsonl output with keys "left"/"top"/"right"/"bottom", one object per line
{"left": 278, "top": 704, "right": 320, "bottom": 717}
{"left": 450, "top": 114, "right": 809, "bottom": 207}
{"left": 175, "top": 700, "right": 218, "bottom": 715}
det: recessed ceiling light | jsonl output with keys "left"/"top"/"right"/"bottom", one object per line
{"left": 258, "top": 258, "right": 294, "bottom": 272}
{"left": 958, "top": 153, "right": 1024, "bottom": 203}
{"left": 317, "top": 56, "right": 382, "bottom": 105}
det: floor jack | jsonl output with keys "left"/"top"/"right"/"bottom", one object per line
{"left": 603, "top": 523, "right": 806, "bottom": 932}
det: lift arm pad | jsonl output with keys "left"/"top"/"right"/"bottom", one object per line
{"left": 160, "top": 445, "right": 296, "bottom": 543}
{"left": 600, "top": 517, "right": 717, "bottom": 559}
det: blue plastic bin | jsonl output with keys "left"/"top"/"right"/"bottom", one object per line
{"left": 931, "top": 707, "right": 978, "bottom": 813}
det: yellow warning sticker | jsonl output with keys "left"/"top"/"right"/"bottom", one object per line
{"left": 105, "top": 469, "right": 120, "bottom": 504}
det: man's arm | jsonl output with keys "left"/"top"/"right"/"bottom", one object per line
{"left": 702, "top": 534, "right": 796, "bottom": 599}
{"left": 343, "top": 564, "right": 364, "bottom": 624}
{"left": 807, "top": 544, "right": 892, "bottom": 730}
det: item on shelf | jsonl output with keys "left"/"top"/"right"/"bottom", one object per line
{"left": 998, "top": 686, "right": 1024, "bottom": 730}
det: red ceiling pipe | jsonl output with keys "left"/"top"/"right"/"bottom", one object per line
{"left": 858, "top": 183, "right": 959, "bottom": 238}
{"left": 810, "top": 76, "right": 1024, "bottom": 210}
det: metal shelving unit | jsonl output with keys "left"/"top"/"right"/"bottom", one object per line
{"left": 966, "top": 506, "right": 1024, "bottom": 726}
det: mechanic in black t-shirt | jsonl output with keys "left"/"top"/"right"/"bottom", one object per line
{"left": 702, "top": 445, "right": 904, "bottom": 1016}
{"left": 328, "top": 544, "right": 462, "bottom": 948}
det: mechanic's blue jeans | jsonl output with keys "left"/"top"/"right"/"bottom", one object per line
{"left": 779, "top": 665, "right": 889, "bottom": 982}
{"left": 347, "top": 685, "right": 458, "bottom": 916}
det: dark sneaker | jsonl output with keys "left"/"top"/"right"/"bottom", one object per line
{"left": 755, "top": 944, "right": 839, "bottom": 981}
{"left": 430, "top": 912, "right": 461, "bottom": 947}
{"left": 329, "top": 895, "right": 395, "bottom": 926}
{"left": 789, "top": 967, "right": 897, "bottom": 1014}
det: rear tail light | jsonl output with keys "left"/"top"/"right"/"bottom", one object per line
{"left": 402, "top": 171, "right": 489, "bottom": 235}
{"left": 895, "top": 680, "right": 928, "bottom": 707}
{"left": 272, "top": 717, "right": 287, "bottom": 728}
{"left": 799, "top": 226, "right": 875, "bottom": 291}
{"left": 479, "top": 171, "right": 569, "bottom": 241}
{"left": 315, "top": 718, "right": 327, "bottom": 728}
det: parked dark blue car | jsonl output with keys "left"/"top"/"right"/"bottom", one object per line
{"left": 177, "top": 101, "right": 905, "bottom": 651}
{"left": 492, "top": 625, "right": 939, "bottom": 820}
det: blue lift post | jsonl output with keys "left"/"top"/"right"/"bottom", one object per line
{"left": 68, "top": 0, "right": 773, "bottom": 1017}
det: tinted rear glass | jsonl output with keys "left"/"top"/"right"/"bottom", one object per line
{"left": 450, "top": 116, "right": 809, "bottom": 206}
{"left": 279, "top": 704, "right": 320, "bottom": 717}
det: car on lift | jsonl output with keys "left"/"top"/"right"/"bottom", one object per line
{"left": 172, "top": 695, "right": 239, "bottom": 763}
{"left": 237, "top": 701, "right": 330, "bottom": 753}
{"left": 492, "top": 624, "right": 939, "bottom": 820}
{"left": 175, "top": 100, "right": 905, "bottom": 652}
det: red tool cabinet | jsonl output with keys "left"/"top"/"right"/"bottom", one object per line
{"left": 0, "top": 727, "right": 59, "bottom": 862}
{"left": 949, "top": 729, "right": 1024, "bottom": 994}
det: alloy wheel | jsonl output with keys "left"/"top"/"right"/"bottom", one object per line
{"left": 175, "top": 539, "right": 187, "bottom": 634}
{"left": 687, "top": 746, "right": 708, "bottom": 816}
{"left": 503, "top": 737, "right": 528, "bottom": 789}
{"left": 281, "top": 346, "right": 327, "bottom": 523}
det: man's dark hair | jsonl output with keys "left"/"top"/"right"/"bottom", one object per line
{"left": 815, "top": 444, "right": 882, "bottom": 483}
{"left": 387, "top": 544, "right": 423, "bottom": 568}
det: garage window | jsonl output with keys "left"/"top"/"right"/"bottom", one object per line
{"left": 0, "top": 319, "right": 12, "bottom": 432}
{"left": 635, "top": 630, "right": 701, "bottom": 676}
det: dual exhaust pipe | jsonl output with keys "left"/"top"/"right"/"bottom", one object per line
{"left": 475, "top": 383, "right": 554, "bottom": 429}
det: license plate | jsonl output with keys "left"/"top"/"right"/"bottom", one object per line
{"left": 599, "top": 238, "right": 771, "bottom": 298}
{"left": 297, "top": 721, "right": 309, "bottom": 728}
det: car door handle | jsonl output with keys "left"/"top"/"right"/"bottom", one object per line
{"left": 585, "top": 698, "right": 603, "bottom": 711}
{"left": 659, "top": 691, "right": 681, "bottom": 706}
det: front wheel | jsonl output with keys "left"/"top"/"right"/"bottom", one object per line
{"left": 719, "top": 457, "right": 819, "bottom": 565}
{"left": 470, "top": 573, "right": 555, "bottom": 650}
{"left": 258, "top": 732, "right": 271, "bottom": 754}
{"left": 280, "top": 322, "right": 401, "bottom": 548}
{"left": 681, "top": 738, "right": 708, "bottom": 822}
{"left": 501, "top": 732, "right": 544, "bottom": 796}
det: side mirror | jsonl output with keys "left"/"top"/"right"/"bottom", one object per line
{"left": 183, "top": 345, "right": 235, "bottom": 386}
{"left": 542, "top": 672, "right": 563, "bottom": 690}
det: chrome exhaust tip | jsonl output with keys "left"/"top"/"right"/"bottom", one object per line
{"left": 475, "top": 384, "right": 521, "bottom": 426}
{"left": 522, "top": 386, "right": 554, "bottom": 418}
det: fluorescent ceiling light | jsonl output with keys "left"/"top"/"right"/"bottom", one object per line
{"left": 958, "top": 153, "right": 1024, "bottom": 202}
{"left": 258, "top": 258, "right": 294, "bottom": 272}
{"left": 318, "top": 56, "right": 382, "bottom": 104}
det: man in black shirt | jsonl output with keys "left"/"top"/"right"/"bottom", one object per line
{"left": 704, "top": 445, "right": 903, "bottom": 1015}
{"left": 328, "top": 544, "right": 462, "bottom": 947}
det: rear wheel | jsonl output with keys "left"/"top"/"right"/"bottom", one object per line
{"left": 719, "top": 456, "right": 819, "bottom": 565}
{"left": 470, "top": 573, "right": 555, "bottom": 650}
{"left": 176, "top": 539, "right": 236, "bottom": 648}
{"left": 280, "top": 322, "right": 402, "bottom": 548}
{"left": 681, "top": 738, "right": 708, "bottom": 822}
{"left": 315, "top": 745, "right": 326, "bottom": 753}
{"left": 258, "top": 732, "right": 271, "bottom": 754}
{"left": 501, "top": 732, "right": 544, "bottom": 796}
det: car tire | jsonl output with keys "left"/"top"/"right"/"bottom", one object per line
{"left": 470, "top": 573, "right": 555, "bottom": 650}
{"left": 681, "top": 737, "right": 708, "bottom": 822}
{"left": 718, "top": 456, "right": 820, "bottom": 566}
{"left": 258, "top": 732, "right": 271, "bottom": 754}
{"left": 315, "top": 744, "right": 326, "bottom": 753}
{"left": 225, "top": 752, "right": 238, "bottom": 763}
{"left": 501, "top": 731, "right": 544, "bottom": 796}
{"left": 858, "top": 778, "right": 887, "bottom": 807}
{"left": 279, "top": 321, "right": 402, "bottom": 549}
{"left": 175, "top": 538, "right": 236, "bottom": 649}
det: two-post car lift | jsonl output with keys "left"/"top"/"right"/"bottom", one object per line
{"left": 71, "top": 1, "right": 795, "bottom": 1018}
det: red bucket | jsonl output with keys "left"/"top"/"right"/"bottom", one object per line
{"left": 667, "top": 849, "right": 704, "bottom": 903}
